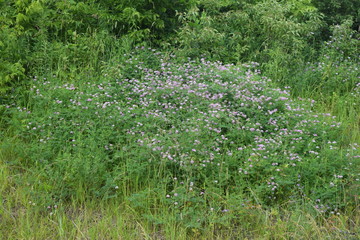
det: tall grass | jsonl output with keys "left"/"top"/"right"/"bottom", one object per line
{"left": 1, "top": 160, "right": 358, "bottom": 239}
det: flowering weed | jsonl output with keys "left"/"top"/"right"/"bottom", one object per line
{"left": 4, "top": 48, "right": 359, "bottom": 229}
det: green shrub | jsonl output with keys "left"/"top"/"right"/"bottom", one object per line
{"left": 5, "top": 50, "right": 358, "bottom": 220}
{"left": 312, "top": 0, "right": 360, "bottom": 34}
{"left": 174, "top": 0, "right": 323, "bottom": 82}
{"left": 0, "top": 0, "right": 194, "bottom": 93}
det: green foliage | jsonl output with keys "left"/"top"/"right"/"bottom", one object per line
{"left": 283, "top": 20, "right": 360, "bottom": 137}
{"left": 173, "top": 0, "right": 359, "bottom": 114}
{"left": 175, "top": 0, "right": 323, "bottom": 81}
{"left": 289, "top": 20, "right": 359, "bottom": 97}
{"left": 0, "top": 0, "right": 359, "bottom": 237}
{"left": 0, "top": 2, "right": 26, "bottom": 93}
{"left": 312, "top": 0, "right": 360, "bottom": 32}
{"left": 0, "top": 0, "right": 194, "bottom": 93}
{"left": 5, "top": 50, "right": 358, "bottom": 218}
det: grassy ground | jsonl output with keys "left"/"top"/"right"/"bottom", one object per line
{"left": 0, "top": 168, "right": 358, "bottom": 239}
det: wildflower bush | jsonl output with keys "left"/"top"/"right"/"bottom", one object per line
{"left": 5, "top": 49, "right": 359, "bottom": 227}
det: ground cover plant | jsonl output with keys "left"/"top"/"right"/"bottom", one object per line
{"left": 1, "top": 0, "right": 360, "bottom": 238}
{"left": 2, "top": 48, "right": 359, "bottom": 238}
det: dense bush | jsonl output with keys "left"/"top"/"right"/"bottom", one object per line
{"left": 5, "top": 50, "right": 358, "bottom": 222}
{"left": 174, "top": 0, "right": 323, "bottom": 81}
{"left": 0, "top": 0, "right": 194, "bottom": 92}
{"left": 1, "top": 0, "right": 358, "bottom": 97}
{"left": 312, "top": 0, "right": 360, "bottom": 34}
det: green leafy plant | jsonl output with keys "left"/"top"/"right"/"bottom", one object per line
{"left": 5, "top": 49, "right": 358, "bottom": 221}
{"left": 174, "top": 0, "right": 323, "bottom": 82}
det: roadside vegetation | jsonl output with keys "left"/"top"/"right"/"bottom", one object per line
{"left": 1, "top": 0, "right": 359, "bottom": 239}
